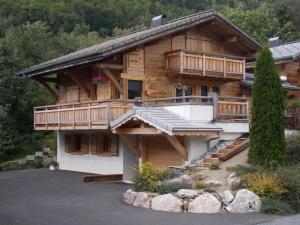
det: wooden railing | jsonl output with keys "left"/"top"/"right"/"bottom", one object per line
{"left": 166, "top": 49, "right": 246, "bottom": 80}
{"left": 34, "top": 95, "right": 250, "bottom": 130}
{"left": 34, "top": 100, "right": 133, "bottom": 130}
{"left": 216, "top": 95, "right": 249, "bottom": 121}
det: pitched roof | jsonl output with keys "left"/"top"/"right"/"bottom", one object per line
{"left": 271, "top": 40, "right": 300, "bottom": 61}
{"left": 110, "top": 107, "right": 222, "bottom": 135}
{"left": 18, "top": 9, "right": 261, "bottom": 78}
{"left": 242, "top": 73, "right": 300, "bottom": 91}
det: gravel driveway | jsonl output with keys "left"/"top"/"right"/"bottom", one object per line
{"left": 0, "top": 169, "right": 282, "bottom": 225}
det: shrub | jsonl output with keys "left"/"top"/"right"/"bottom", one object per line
{"left": 286, "top": 133, "right": 300, "bottom": 166}
{"left": 228, "top": 165, "right": 259, "bottom": 176}
{"left": 132, "top": 162, "right": 161, "bottom": 192}
{"left": 159, "top": 168, "right": 177, "bottom": 181}
{"left": 261, "top": 197, "right": 295, "bottom": 215}
{"left": 276, "top": 165, "right": 300, "bottom": 212}
{"left": 204, "top": 188, "right": 216, "bottom": 193}
{"left": 195, "top": 180, "right": 205, "bottom": 189}
{"left": 158, "top": 180, "right": 192, "bottom": 194}
{"left": 249, "top": 47, "right": 286, "bottom": 168}
{"left": 241, "top": 172, "right": 287, "bottom": 198}
{"left": 209, "top": 162, "right": 220, "bottom": 170}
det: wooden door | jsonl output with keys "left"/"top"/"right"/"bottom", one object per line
{"left": 66, "top": 86, "right": 79, "bottom": 103}
{"left": 145, "top": 136, "right": 183, "bottom": 170}
{"left": 97, "top": 81, "right": 112, "bottom": 100}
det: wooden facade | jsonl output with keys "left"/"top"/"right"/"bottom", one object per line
{"left": 25, "top": 13, "right": 260, "bottom": 169}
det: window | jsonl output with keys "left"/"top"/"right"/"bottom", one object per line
{"left": 65, "top": 133, "right": 118, "bottom": 156}
{"left": 65, "top": 133, "right": 89, "bottom": 154}
{"left": 176, "top": 85, "right": 194, "bottom": 102}
{"left": 212, "top": 86, "right": 220, "bottom": 94}
{"left": 90, "top": 133, "right": 118, "bottom": 156}
{"left": 128, "top": 80, "right": 142, "bottom": 99}
{"left": 201, "top": 85, "right": 208, "bottom": 96}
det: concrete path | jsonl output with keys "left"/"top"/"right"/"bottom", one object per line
{"left": 0, "top": 169, "right": 281, "bottom": 225}
{"left": 257, "top": 215, "right": 300, "bottom": 225}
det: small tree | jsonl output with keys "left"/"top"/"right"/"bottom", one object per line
{"left": 248, "top": 46, "right": 286, "bottom": 167}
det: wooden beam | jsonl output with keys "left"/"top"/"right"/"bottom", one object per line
{"left": 39, "top": 77, "right": 58, "bottom": 83}
{"left": 83, "top": 174, "right": 123, "bottom": 183}
{"left": 103, "top": 69, "right": 123, "bottom": 94}
{"left": 113, "top": 127, "right": 161, "bottom": 135}
{"left": 225, "top": 36, "right": 238, "bottom": 44}
{"left": 64, "top": 72, "right": 90, "bottom": 98}
{"left": 34, "top": 77, "right": 58, "bottom": 100}
{"left": 164, "top": 134, "right": 188, "bottom": 160}
{"left": 119, "top": 134, "right": 141, "bottom": 157}
{"left": 94, "top": 63, "right": 124, "bottom": 70}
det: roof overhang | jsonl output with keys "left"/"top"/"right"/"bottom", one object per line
{"left": 18, "top": 9, "right": 261, "bottom": 78}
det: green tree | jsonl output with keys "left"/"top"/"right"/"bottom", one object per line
{"left": 249, "top": 47, "right": 286, "bottom": 167}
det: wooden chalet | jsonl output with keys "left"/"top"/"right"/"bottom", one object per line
{"left": 18, "top": 9, "right": 262, "bottom": 180}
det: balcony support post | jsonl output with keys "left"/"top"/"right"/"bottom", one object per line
{"left": 209, "top": 92, "right": 218, "bottom": 121}
{"left": 179, "top": 50, "right": 184, "bottom": 74}
{"left": 203, "top": 54, "right": 206, "bottom": 75}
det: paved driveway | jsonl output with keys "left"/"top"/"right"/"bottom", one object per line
{"left": 0, "top": 169, "right": 281, "bottom": 225}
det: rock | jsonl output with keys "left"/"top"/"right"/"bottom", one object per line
{"left": 123, "top": 189, "right": 137, "bottom": 205}
{"left": 49, "top": 165, "right": 55, "bottom": 171}
{"left": 133, "top": 192, "right": 150, "bottom": 208}
{"left": 26, "top": 155, "right": 35, "bottom": 161}
{"left": 227, "top": 172, "right": 241, "bottom": 188}
{"left": 151, "top": 194, "right": 183, "bottom": 212}
{"left": 35, "top": 151, "right": 43, "bottom": 157}
{"left": 188, "top": 192, "right": 221, "bottom": 213}
{"left": 166, "top": 175, "right": 192, "bottom": 187}
{"left": 183, "top": 200, "right": 189, "bottom": 211}
{"left": 226, "top": 189, "right": 261, "bottom": 213}
{"left": 176, "top": 189, "right": 198, "bottom": 199}
{"left": 219, "top": 190, "right": 234, "bottom": 206}
{"left": 204, "top": 177, "right": 223, "bottom": 187}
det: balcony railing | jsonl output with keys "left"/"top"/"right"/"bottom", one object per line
{"left": 166, "top": 49, "right": 246, "bottom": 80}
{"left": 34, "top": 101, "right": 133, "bottom": 130}
{"left": 34, "top": 95, "right": 249, "bottom": 130}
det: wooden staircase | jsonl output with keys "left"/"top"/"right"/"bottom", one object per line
{"left": 197, "top": 137, "right": 250, "bottom": 168}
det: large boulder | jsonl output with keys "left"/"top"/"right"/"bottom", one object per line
{"left": 227, "top": 172, "right": 241, "bottom": 188}
{"left": 219, "top": 190, "right": 234, "bottom": 206}
{"left": 133, "top": 192, "right": 150, "bottom": 208}
{"left": 188, "top": 192, "right": 221, "bottom": 213}
{"left": 226, "top": 189, "right": 261, "bottom": 213}
{"left": 123, "top": 189, "right": 137, "bottom": 205}
{"left": 151, "top": 194, "right": 183, "bottom": 212}
{"left": 176, "top": 189, "right": 198, "bottom": 199}
{"left": 204, "top": 177, "right": 223, "bottom": 187}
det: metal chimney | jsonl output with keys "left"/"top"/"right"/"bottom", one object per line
{"left": 151, "top": 15, "right": 166, "bottom": 28}
{"left": 269, "top": 37, "right": 283, "bottom": 47}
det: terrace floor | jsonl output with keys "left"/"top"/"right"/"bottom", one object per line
{"left": 0, "top": 168, "right": 282, "bottom": 225}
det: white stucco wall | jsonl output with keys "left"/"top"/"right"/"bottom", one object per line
{"left": 185, "top": 136, "right": 208, "bottom": 162}
{"left": 57, "top": 131, "right": 124, "bottom": 175}
{"left": 164, "top": 105, "right": 214, "bottom": 122}
{"left": 215, "top": 122, "right": 249, "bottom": 134}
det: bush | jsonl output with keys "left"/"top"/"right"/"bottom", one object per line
{"left": 132, "top": 162, "right": 161, "bottom": 192}
{"left": 195, "top": 180, "right": 205, "bottom": 189}
{"left": 228, "top": 165, "right": 260, "bottom": 176}
{"left": 241, "top": 172, "right": 287, "bottom": 198}
{"left": 286, "top": 134, "right": 300, "bottom": 166}
{"left": 276, "top": 165, "right": 300, "bottom": 212}
{"left": 261, "top": 197, "right": 295, "bottom": 215}
{"left": 209, "top": 162, "right": 220, "bottom": 170}
{"left": 158, "top": 180, "right": 192, "bottom": 194}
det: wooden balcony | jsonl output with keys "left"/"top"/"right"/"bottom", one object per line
{"left": 34, "top": 95, "right": 249, "bottom": 130}
{"left": 166, "top": 49, "right": 246, "bottom": 80}
{"left": 34, "top": 101, "right": 133, "bottom": 130}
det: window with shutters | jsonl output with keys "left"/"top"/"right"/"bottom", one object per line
{"left": 90, "top": 133, "right": 118, "bottom": 156}
{"left": 65, "top": 133, "right": 89, "bottom": 154}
